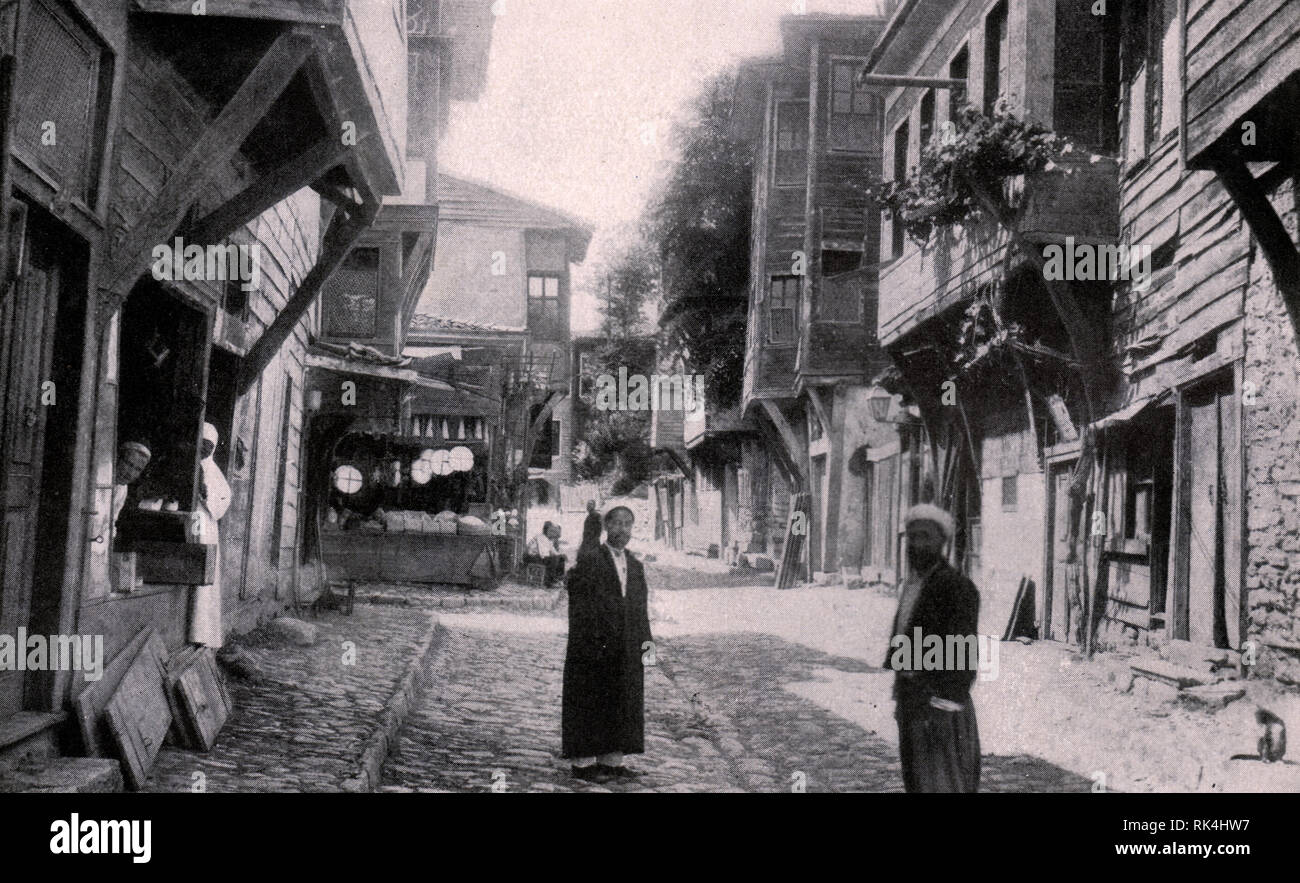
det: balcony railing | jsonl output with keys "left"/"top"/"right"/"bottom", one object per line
{"left": 878, "top": 155, "right": 1119, "bottom": 347}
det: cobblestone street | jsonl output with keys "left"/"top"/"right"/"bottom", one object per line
{"left": 380, "top": 585, "right": 1093, "bottom": 793}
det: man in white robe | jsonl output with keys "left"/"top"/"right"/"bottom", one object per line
{"left": 189, "top": 422, "right": 231, "bottom": 647}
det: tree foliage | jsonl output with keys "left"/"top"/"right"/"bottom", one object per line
{"left": 645, "top": 69, "right": 752, "bottom": 409}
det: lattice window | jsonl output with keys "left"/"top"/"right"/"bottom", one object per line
{"left": 15, "top": 0, "right": 112, "bottom": 206}
{"left": 774, "top": 101, "right": 808, "bottom": 186}
{"left": 324, "top": 247, "right": 380, "bottom": 338}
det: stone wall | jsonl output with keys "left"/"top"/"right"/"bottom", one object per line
{"left": 1242, "top": 173, "right": 1300, "bottom": 685}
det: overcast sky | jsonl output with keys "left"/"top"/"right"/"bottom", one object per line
{"left": 439, "top": 0, "right": 887, "bottom": 334}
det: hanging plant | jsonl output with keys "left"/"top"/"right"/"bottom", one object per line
{"left": 869, "top": 99, "right": 1073, "bottom": 245}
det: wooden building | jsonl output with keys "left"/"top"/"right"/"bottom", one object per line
{"left": 405, "top": 173, "right": 592, "bottom": 516}
{"left": 865, "top": 0, "right": 1300, "bottom": 674}
{"left": 732, "top": 12, "right": 898, "bottom": 586}
{"left": 0, "top": 0, "right": 495, "bottom": 769}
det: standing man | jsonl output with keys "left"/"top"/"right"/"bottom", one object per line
{"left": 562, "top": 506, "right": 652, "bottom": 783}
{"left": 887, "top": 503, "right": 981, "bottom": 792}
{"left": 190, "top": 423, "right": 232, "bottom": 648}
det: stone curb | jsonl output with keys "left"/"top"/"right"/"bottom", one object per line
{"left": 362, "top": 591, "right": 563, "bottom": 614}
{"left": 341, "top": 614, "right": 447, "bottom": 792}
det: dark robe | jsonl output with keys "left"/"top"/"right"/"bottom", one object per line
{"left": 885, "top": 559, "right": 981, "bottom": 793}
{"left": 561, "top": 545, "right": 653, "bottom": 759}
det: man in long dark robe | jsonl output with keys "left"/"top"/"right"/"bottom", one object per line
{"left": 561, "top": 506, "right": 652, "bottom": 783}
{"left": 886, "top": 503, "right": 981, "bottom": 792}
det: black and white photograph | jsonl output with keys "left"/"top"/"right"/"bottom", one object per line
{"left": 0, "top": 0, "right": 1296, "bottom": 859}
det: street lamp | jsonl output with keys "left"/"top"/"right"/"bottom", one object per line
{"left": 868, "top": 385, "right": 896, "bottom": 422}
{"left": 868, "top": 385, "right": 922, "bottom": 424}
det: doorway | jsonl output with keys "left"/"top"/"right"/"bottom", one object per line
{"left": 1174, "top": 371, "right": 1242, "bottom": 649}
{"left": 0, "top": 201, "right": 87, "bottom": 715}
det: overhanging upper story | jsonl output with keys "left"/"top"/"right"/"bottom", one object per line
{"left": 870, "top": 0, "right": 1121, "bottom": 352}
{"left": 733, "top": 13, "right": 887, "bottom": 409}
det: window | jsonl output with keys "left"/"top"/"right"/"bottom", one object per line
{"left": 1001, "top": 475, "right": 1018, "bottom": 511}
{"left": 817, "top": 252, "right": 864, "bottom": 322}
{"left": 14, "top": 0, "right": 114, "bottom": 207}
{"left": 1121, "top": 0, "right": 1173, "bottom": 162}
{"left": 891, "top": 121, "right": 910, "bottom": 257}
{"left": 324, "top": 247, "right": 380, "bottom": 338}
{"left": 1054, "top": 0, "right": 1120, "bottom": 153}
{"left": 948, "top": 46, "right": 969, "bottom": 123}
{"left": 527, "top": 273, "right": 562, "bottom": 338}
{"left": 919, "top": 89, "right": 936, "bottom": 148}
{"left": 983, "top": 1, "right": 1009, "bottom": 116}
{"left": 828, "top": 58, "right": 874, "bottom": 152}
{"left": 821, "top": 250, "right": 860, "bottom": 276}
{"left": 767, "top": 276, "right": 799, "bottom": 344}
{"left": 774, "top": 101, "right": 808, "bottom": 186}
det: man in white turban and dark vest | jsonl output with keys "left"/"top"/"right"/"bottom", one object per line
{"left": 886, "top": 503, "right": 981, "bottom": 792}
{"left": 190, "top": 422, "right": 231, "bottom": 647}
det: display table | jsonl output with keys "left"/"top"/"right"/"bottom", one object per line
{"left": 319, "top": 529, "right": 499, "bottom": 586}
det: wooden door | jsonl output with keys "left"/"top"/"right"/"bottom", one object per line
{"left": 0, "top": 221, "right": 62, "bottom": 716}
{"left": 1177, "top": 374, "right": 1239, "bottom": 648}
{"left": 1043, "top": 461, "right": 1076, "bottom": 643}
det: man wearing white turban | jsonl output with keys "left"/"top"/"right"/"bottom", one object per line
{"left": 885, "top": 502, "right": 981, "bottom": 792}
{"left": 189, "top": 422, "right": 231, "bottom": 647}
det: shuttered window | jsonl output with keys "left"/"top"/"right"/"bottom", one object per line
{"left": 324, "top": 247, "right": 380, "bottom": 338}
{"left": 774, "top": 101, "right": 808, "bottom": 186}
{"left": 15, "top": 0, "right": 113, "bottom": 206}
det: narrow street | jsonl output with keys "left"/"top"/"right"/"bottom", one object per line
{"left": 379, "top": 558, "right": 1093, "bottom": 793}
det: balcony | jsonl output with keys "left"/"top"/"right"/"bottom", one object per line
{"left": 878, "top": 155, "right": 1119, "bottom": 347}
{"left": 684, "top": 402, "right": 749, "bottom": 450}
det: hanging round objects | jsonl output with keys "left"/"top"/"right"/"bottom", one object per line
{"left": 333, "top": 464, "right": 364, "bottom": 494}
{"left": 449, "top": 446, "right": 474, "bottom": 472}
{"left": 431, "top": 449, "right": 453, "bottom": 476}
{"left": 389, "top": 460, "right": 402, "bottom": 487}
{"left": 410, "top": 458, "right": 433, "bottom": 485}
{"left": 419, "top": 448, "right": 435, "bottom": 462}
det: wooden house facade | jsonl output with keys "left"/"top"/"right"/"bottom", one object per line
{"left": 733, "top": 12, "right": 898, "bottom": 586}
{"left": 866, "top": 0, "right": 1300, "bottom": 676}
{"left": 0, "top": 0, "right": 494, "bottom": 768}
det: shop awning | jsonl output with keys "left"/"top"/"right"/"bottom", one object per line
{"left": 1090, "top": 389, "right": 1172, "bottom": 434}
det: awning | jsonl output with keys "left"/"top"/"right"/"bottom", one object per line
{"left": 1090, "top": 389, "right": 1172, "bottom": 434}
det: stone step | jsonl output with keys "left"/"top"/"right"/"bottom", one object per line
{"left": 0, "top": 757, "right": 123, "bottom": 793}
{"left": 1129, "top": 659, "right": 1212, "bottom": 689}
{"left": 0, "top": 711, "right": 66, "bottom": 767}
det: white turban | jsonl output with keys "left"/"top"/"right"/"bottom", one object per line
{"left": 904, "top": 503, "right": 955, "bottom": 540}
{"left": 202, "top": 422, "right": 219, "bottom": 448}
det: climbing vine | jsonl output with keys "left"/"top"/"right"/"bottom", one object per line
{"left": 869, "top": 100, "right": 1072, "bottom": 244}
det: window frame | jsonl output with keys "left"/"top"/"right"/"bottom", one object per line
{"left": 766, "top": 275, "right": 800, "bottom": 346}
{"left": 826, "top": 55, "right": 875, "bottom": 154}
{"left": 772, "top": 99, "right": 810, "bottom": 187}
{"left": 983, "top": 0, "right": 1009, "bottom": 116}
{"left": 890, "top": 119, "right": 910, "bottom": 258}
